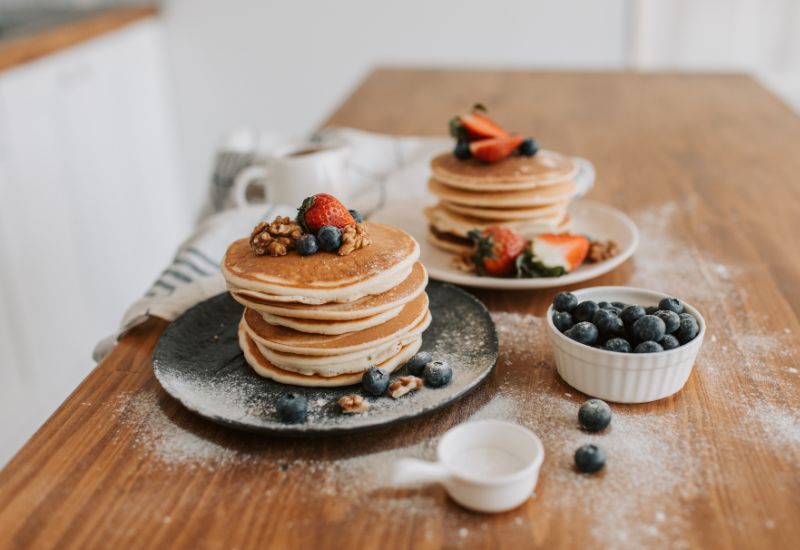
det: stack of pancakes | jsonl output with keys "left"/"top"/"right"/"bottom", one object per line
{"left": 425, "top": 150, "right": 582, "bottom": 254}
{"left": 222, "top": 222, "right": 430, "bottom": 387}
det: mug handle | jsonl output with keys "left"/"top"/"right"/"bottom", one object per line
{"left": 232, "top": 164, "right": 270, "bottom": 208}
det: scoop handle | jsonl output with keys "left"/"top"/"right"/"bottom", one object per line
{"left": 392, "top": 458, "right": 450, "bottom": 486}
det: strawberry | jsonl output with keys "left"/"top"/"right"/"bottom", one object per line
{"left": 449, "top": 104, "right": 509, "bottom": 142}
{"left": 470, "top": 135, "right": 525, "bottom": 163}
{"left": 468, "top": 226, "right": 527, "bottom": 277}
{"left": 517, "top": 233, "right": 590, "bottom": 278}
{"left": 297, "top": 193, "right": 355, "bottom": 234}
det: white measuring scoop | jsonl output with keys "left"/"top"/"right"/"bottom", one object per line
{"left": 392, "top": 420, "right": 544, "bottom": 513}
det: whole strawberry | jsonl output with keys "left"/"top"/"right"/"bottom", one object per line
{"left": 297, "top": 193, "right": 355, "bottom": 234}
{"left": 468, "top": 226, "right": 526, "bottom": 277}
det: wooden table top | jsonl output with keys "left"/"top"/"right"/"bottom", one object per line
{"left": 1, "top": 69, "right": 799, "bottom": 549}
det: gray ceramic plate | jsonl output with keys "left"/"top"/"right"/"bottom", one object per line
{"left": 152, "top": 282, "right": 498, "bottom": 436}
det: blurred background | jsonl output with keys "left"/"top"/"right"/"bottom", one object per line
{"left": 1, "top": 0, "right": 798, "bottom": 465}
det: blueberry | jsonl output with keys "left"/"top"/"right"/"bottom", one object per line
{"left": 655, "top": 310, "right": 680, "bottom": 334}
{"left": 573, "top": 301, "right": 599, "bottom": 323}
{"left": 404, "top": 351, "right": 433, "bottom": 376}
{"left": 660, "top": 334, "right": 680, "bottom": 350}
{"left": 276, "top": 393, "right": 307, "bottom": 424}
{"left": 611, "top": 301, "right": 628, "bottom": 310}
{"left": 644, "top": 306, "right": 659, "bottom": 315}
{"left": 675, "top": 315, "right": 699, "bottom": 343}
{"left": 634, "top": 341, "right": 664, "bottom": 353}
{"left": 603, "top": 316, "right": 626, "bottom": 338}
{"left": 604, "top": 337, "right": 632, "bottom": 353}
{"left": 597, "top": 301, "right": 611, "bottom": 309}
{"left": 348, "top": 209, "right": 363, "bottom": 223}
{"left": 553, "top": 291, "right": 578, "bottom": 313}
{"left": 592, "top": 308, "right": 614, "bottom": 325}
{"left": 454, "top": 140, "right": 471, "bottom": 160}
{"left": 607, "top": 307, "right": 622, "bottom": 316}
{"left": 620, "top": 305, "right": 646, "bottom": 327}
{"left": 658, "top": 297, "right": 684, "bottom": 315}
{"left": 518, "top": 138, "right": 539, "bottom": 156}
{"left": 633, "top": 315, "right": 666, "bottom": 343}
{"left": 317, "top": 225, "right": 342, "bottom": 251}
{"left": 362, "top": 367, "right": 390, "bottom": 396}
{"left": 575, "top": 444, "right": 606, "bottom": 473}
{"left": 553, "top": 311, "right": 574, "bottom": 333}
{"left": 564, "top": 322, "right": 599, "bottom": 346}
{"left": 578, "top": 399, "right": 612, "bottom": 432}
{"left": 295, "top": 234, "right": 319, "bottom": 256}
{"left": 423, "top": 360, "right": 453, "bottom": 388}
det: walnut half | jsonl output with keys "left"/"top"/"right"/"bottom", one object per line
{"left": 250, "top": 216, "right": 304, "bottom": 256}
{"left": 586, "top": 239, "right": 620, "bottom": 263}
{"left": 338, "top": 394, "right": 369, "bottom": 414}
{"left": 338, "top": 223, "right": 371, "bottom": 256}
{"left": 388, "top": 376, "right": 423, "bottom": 399}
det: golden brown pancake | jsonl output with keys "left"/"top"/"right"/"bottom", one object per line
{"left": 430, "top": 150, "right": 578, "bottom": 190}
{"left": 260, "top": 304, "right": 403, "bottom": 335}
{"left": 424, "top": 204, "right": 570, "bottom": 238}
{"left": 222, "top": 222, "right": 419, "bottom": 303}
{"left": 244, "top": 293, "right": 430, "bottom": 355}
{"left": 428, "top": 178, "right": 578, "bottom": 208}
{"left": 441, "top": 200, "right": 570, "bottom": 221}
{"left": 239, "top": 327, "right": 420, "bottom": 387}
{"left": 231, "top": 261, "right": 427, "bottom": 320}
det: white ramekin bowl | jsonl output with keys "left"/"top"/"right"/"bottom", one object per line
{"left": 546, "top": 286, "right": 706, "bottom": 404}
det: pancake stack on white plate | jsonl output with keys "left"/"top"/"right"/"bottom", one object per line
{"left": 425, "top": 150, "right": 583, "bottom": 254}
{"left": 222, "top": 222, "right": 430, "bottom": 387}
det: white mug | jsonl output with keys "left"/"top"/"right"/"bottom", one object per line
{"left": 232, "top": 142, "right": 350, "bottom": 208}
{"left": 392, "top": 420, "right": 544, "bottom": 513}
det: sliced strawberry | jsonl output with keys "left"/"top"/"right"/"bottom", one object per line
{"left": 469, "top": 226, "right": 526, "bottom": 277}
{"left": 530, "top": 233, "right": 590, "bottom": 272}
{"left": 460, "top": 112, "right": 509, "bottom": 140}
{"left": 470, "top": 135, "right": 525, "bottom": 163}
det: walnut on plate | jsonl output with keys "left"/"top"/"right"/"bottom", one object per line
{"left": 338, "top": 394, "right": 369, "bottom": 414}
{"left": 338, "top": 223, "right": 371, "bottom": 256}
{"left": 586, "top": 239, "right": 620, "bottom": 263}
{"left": 388, "top": 376, "right": 423, "bottom": 399}
{"left": 250, "top": 216, "right": 305, "bottom": 256}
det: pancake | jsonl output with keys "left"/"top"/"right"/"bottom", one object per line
{"left": 260, "top": 303, "right": 404, "bottom": 335}
{"left": 231, "top": 261, "right": 427, "bottom": 320}
{"left": 222, "top": 222, "right": 419, "bottom": 304}
{"left": 424, "top": 204, "right": 571, "bottom": 239}
{"left": 428, "top": 178, "right": 579, "bottom": 208}
{"left": 240, "top": 328, "right": 421, "bottom": 387}
{"left": 244, "top": 292, "right": 430, "bottom": 355}
{"left": 442, "top": 200, "right": 570, "bottom": 221}
{"left": 427, "top": 229, "right": 473, "bottom": 255}
{"left": 430, "top": 150, "right": 578, "bottom": 190}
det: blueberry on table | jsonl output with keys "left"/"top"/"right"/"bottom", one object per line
{"left": 675, "top": 315, "right": 700, "bottom": 343}
{"left": 604, "top": 337, "right": 632, "bottom": 353}
{"left": 578, "top": 399, "right": 612, "bottom": 432}
{"left": 348, "top": 209, "right": 363, "bottom": 223}
{"left": 565, "top": 322, "right": 599, "bottom": 346}
{"left": 620, "top": 305, "right": 646, "bottom": 327}
{"left": 518, "top": 137, "right": 539, "bottom": 156}
{"left": 658, "top": 297, "right": 684, "bottom": 314}
{"left": 317, "top": 225, "right": 342, "bottom": 251}
{"left": 553, "top": 291, "right": 578, "bottom": 313}
{"left": 575, "top": 444, "right": 606, "bottom": 473}
{"left": 276, "top": 393, "right": 308, "bottom": 424}
{"left": 423, "top": 360, "right": 453, "bottom": 388}
{"left": 553, "top": 311, "right": 574, "bottom": 333}
{"left": 454, "top": 140, "right": 471, "bottom": 160}
{"left": 362, "top": 367, "right": 390, "bottom": 396}
{"left": 660, "top": 334, "right": 680, "bottom": 350}
{"left": 655, "top": 310, "right": 680, "bottom": 334}
{"left": 295, "top": 234, "right": 319, "bottom": 256}
{"left": 573, "top": 301, "right": 599, "bottom": 323}
{"left": 635, "top": 341, "right": 664, "bottom": 353}
{"left": 404, "top": 351, "right": 433, "bottom": 376}
{"left": 633, "top": 315, "right": 666, "bottom": 343}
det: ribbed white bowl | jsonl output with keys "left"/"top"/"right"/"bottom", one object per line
{"left": 546, "top": 286, "right": 706, "bottom": 403}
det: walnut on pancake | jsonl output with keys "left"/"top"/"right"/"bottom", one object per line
{"left": 338, "top": 223, "right": 371, "bottom": 256}
{"left": 250, "top": 216, "right": 304, "bottom": 256}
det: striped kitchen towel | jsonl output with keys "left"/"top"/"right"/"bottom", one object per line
{"left": 93, "top": 128, "right": 449, "bottom": 361}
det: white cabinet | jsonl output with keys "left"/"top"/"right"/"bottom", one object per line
{"left": 0, "top": 18, "right": 191, "bottom": 465}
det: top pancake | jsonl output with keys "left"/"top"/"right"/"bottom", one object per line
{"left": 430, "top": 150, "right": 578, "bottom": 191}
{"left": 222, "top": 222, "right": 419, "bottom": 303}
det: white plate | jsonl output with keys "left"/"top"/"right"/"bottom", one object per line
{"left": 371, "top": 199, "right": 639, "bottom": 289}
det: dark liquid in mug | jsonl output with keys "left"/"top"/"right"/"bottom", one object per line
{"left": 288, "top": 147, "right": 326, "bottom": 157}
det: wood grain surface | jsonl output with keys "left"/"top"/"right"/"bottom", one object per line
{"left": 1, "top": 70, "right": 799, "bottom": 549}
{"left": 0, "top": 5, "right": 157, "bottom": 72}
